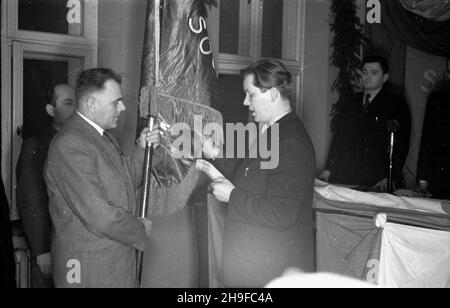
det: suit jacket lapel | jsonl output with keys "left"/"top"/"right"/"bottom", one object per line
{"left": 72, "top": 114, "right": 134, "bottom": 195}
{"left": 101, "top": 132, "right": 137, "bottom": 208}
{"left": 369, "top": 86, "right": 388, "bottom": 112}
{"left": 235, "top": 114, "right": 287, "bottom": 175}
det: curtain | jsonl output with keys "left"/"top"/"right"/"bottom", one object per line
{"left": 399, "top": 0, "right": 450, "bottom": 21}
{"left": 383, "top": 0, "right": 450, "bottom": 57}
{"left": 366, "top": 0, "right": 450, "bottom": 92}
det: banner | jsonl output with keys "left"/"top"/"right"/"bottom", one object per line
{"left": 315, "top": 203, "right": 383, "bottom": 284}
{"left": 138, "top": 0, "right": 222, "bottom": 288}
{"left": 378, "top": 223, "right": 450, "bottom": 288}
{"left": 207, "top": 194, "right": 227, "bottom": 288}
{"left": 399, "top": 0, "right": 450, "bottom": 21}
{"left": 138, "top": 0, "right": 222, "bottom": 217}
{"left": 314, "top": 188, "right": 450, "bottom": 287}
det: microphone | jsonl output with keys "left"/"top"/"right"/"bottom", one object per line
{"left": 386, "top": 120, "right": 399, "bottom": 193}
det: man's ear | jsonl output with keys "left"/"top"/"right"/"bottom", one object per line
{"left": 45, "top": 104, "right": 55, "bottom": 118}
{"left": 86, "top": 96, "right": 97, "bottom": 111}
{"left": 383, "top": 73, "right": 390, "bottom": 84}
{"left": 269, "top": 87, "right": 279, "bottom": 102}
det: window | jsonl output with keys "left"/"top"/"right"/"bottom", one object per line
{"left": 208, "top": 0, "right": 305, "bottom": 124}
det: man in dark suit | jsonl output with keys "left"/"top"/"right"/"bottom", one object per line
{"left": 201, "top": 59, "right": 316, "bottom": 287}
{"left": 44, "top": 68, "right": 160, "bottom": 288}
{"left": 320, "top": 55, "right": 411, "bottom": 190}
{"left": 16, "top": 84, "right": 76, "bottom": 288}
{"left": 1, "top": 177, "right": 16, "bottom": 288}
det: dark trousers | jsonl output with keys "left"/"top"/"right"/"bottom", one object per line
{"left": 30, "top": 258, "right": 53, "bottom": 288}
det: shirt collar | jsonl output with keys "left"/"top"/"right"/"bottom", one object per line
{"left": 262, "top": 110, "right": 292, "bottom": 133}
{"left": 364, "top": 87, "right": 382, "bottom": 103}
{"left": 77, "top": 111, "right": 104, "bottom": 136}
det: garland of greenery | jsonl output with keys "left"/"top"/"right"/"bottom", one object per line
{"left": 330, "top": 0, "right": 365, "bottom": 131}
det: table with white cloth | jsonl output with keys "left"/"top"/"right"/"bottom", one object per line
{"left": 206, "top": 181, "right": 450, "bottom": 288}
{"left": 314, "top": 180, "right": 450, "bottom": 288}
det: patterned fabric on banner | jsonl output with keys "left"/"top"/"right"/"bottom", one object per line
{"left": 315, "top": 200, "right": 383, "bottom": 285}
{"left": 138, "top": 0, "right": 222, "bottom": 217}
{"left": 378, "top": 223, "right": 450, "bottom": 288}
{"left": 207, "top": 194, "right": 227, "bottom": 288}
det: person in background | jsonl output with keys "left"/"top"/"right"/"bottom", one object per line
{"left": 44, "top": 68, "right": 161, "bottom": 288}
{"left": 320, "top": 55, "right": 411, "bottom": 191}
{"left": 1, "top": 177, "right": 16, "bottom": 288}
{"left": 200, "top": 59, "right": 316, "bottom": 287}
{"left": 16, "top": 84, "right": 76, "bottom": 288}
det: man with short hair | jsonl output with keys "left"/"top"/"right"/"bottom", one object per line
{"left": 320, "top": 55, "right": 411, "bottom": 191}
{"left": 16, "top": 83, "right": 76, "bottom": 288}
{"left": 45, "top": 68, "right": 160, "bottom": 288}
{"left": 201, "top": 59, "right": 316, "bottom": 287}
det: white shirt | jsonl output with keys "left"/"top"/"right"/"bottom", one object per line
{"left": 77, "top": 111, "right": 104, "bottom": 136}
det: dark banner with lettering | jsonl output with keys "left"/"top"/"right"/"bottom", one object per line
{"left": 138, "top": 0, "right": 222, "bottom": 288}
{"left": 138, "top": 0, "right": 222, "bottom": 216}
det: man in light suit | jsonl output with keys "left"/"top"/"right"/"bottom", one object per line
{"left": 201, "top": 60, "right": 316, "bottom": 287}
{"left": 45, "top": 68, "right": 160, "bottom": 288}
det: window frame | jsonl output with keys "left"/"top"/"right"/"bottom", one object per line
{"left": 208, "top": 0, "right": 306, "bottom": 116}
{"left": 6, "top": 0, "right": 97, "bottom": 48}
{"left": 1, "top": 0, "right": 97, "bottom": 217}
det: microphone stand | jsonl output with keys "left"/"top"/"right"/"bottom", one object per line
{"left": 388, "top": 131, "right": 395, "bottom": 194}
{"left": 137, "top": 115, "right": 156, "bottom": 288}
{"left": 386, "top": 119, "right": 400, "bottom": 194}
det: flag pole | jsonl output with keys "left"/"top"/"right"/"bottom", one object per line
{"left": 137, "top": 115, "right": 156, "bottom": 288}
{"left": 137, "top": 0, "right": 161, "bottom": 288}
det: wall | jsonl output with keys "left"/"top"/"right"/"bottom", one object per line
{"left": 302, "top": 0, "right": 337, "bottom": 172}
{"left": 97, "top": 0, "right": 148, "bottom": 153}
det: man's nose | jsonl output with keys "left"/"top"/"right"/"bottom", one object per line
{"left": 243, "top": 97, "right": 250, "bottom": 106}
{"left": 118, "top": 101, "right": 126, "bottom": 112}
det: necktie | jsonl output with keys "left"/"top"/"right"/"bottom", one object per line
{"left": 362, "top": 94, "right": 371, "bottom": 114}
